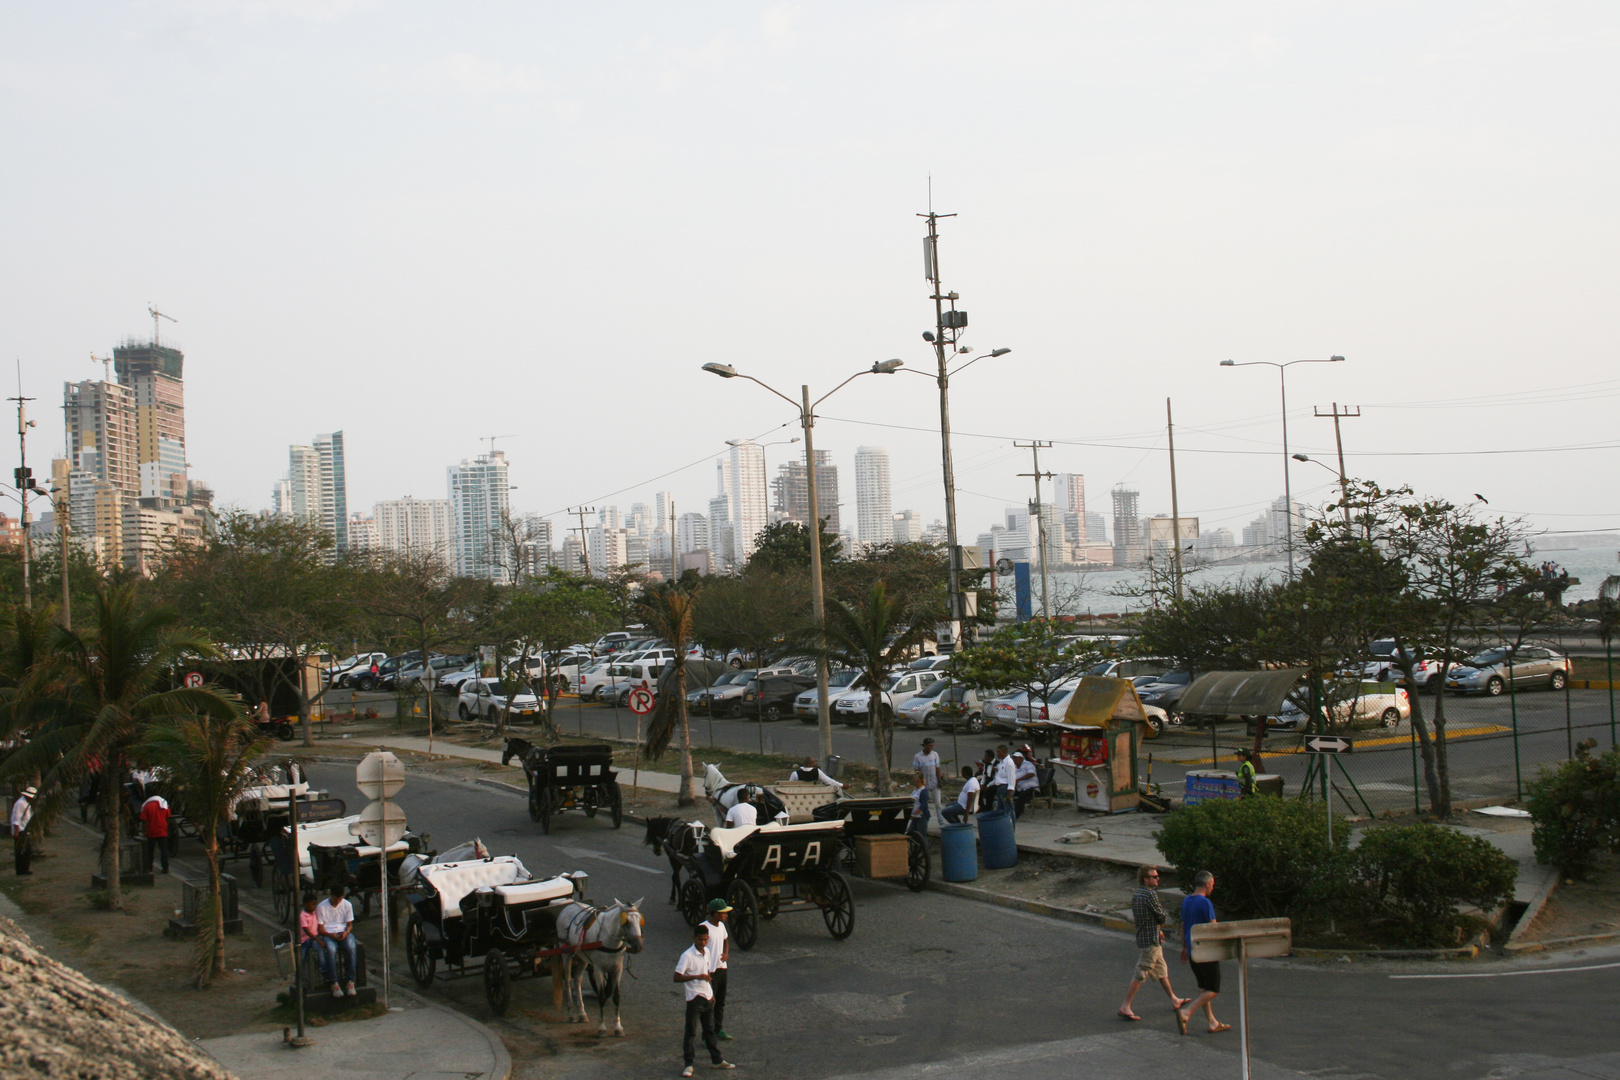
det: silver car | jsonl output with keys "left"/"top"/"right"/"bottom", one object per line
{"left": 1445, "top": 645, "right": 1572, "bottom": 696}
{"left": 793, "top": 669, "right": 860, "bottom": 722}
{"left": 897, "top": 679, "right": 985, "bottom": 730}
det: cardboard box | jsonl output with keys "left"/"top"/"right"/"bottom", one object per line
{"left": 856, "top": 835, "right": 910, "bottom": 879}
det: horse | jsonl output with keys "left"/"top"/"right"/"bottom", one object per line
{"left": 701, "top": 762, "right": 787, "bottom": 827}
{"left": 555, "top": 898, "right": 645, "bottom": 1036}
{"left": 643, "top": 817, "right": 712, "bottom": 905}
{"left": 501, "top": 736, "right": 541, "bottom": 777}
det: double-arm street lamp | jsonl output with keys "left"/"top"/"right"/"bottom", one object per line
{"left": 1220, "top": 355, "right": 1345, "bottom": 579}
{"left": 701, "top": 358, "right": 904, "bottom": 768}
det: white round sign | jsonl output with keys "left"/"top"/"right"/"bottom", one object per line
{"left": 183, "top": 671, "right": 204, "bottom": 688}
{"left": 627, "top": 687, "right": 655, "bottom": 715}
{"left": 355, "top": 750, "right": 406, "bottom": 800}
{"left": 349, "top": 799, "right": 408, "bottom": 848}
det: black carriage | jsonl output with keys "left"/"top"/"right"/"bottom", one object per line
{"left": 218, "top": 784, "right": 345, "bottom": 888}
{"left": 267, "top": 813, "right": 432, "bottom": 924}
{"left": 813, "top": 797, "right": 930, "bottom": 893}
{"left": 674, "top": 821, "right": 855, "bottom": 951}
{"left": 523, "top": 743, "right": 623, "bottom": 835}
{"left": 403, "top": 855, "right": 587, "bottom": 1015}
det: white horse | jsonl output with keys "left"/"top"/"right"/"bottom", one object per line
{"left": 555, "top": 898, "right": 645, "bottom": 1036}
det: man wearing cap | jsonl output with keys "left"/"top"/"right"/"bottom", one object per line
{"left": 701, "top": 897, "right": 734, "bottom": 1041}
{"left": 1012, "top": 751, "right": 1040, "bottom": 818}
{"left": 11, "top": 785, "right": 36, "bottom": 876}
{"left": 911, "top": 739, "right": 942, "bottom": 832}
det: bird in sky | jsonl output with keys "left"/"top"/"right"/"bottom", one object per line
{"left": 1475, "top": 494, "right": 1489, "bottom": 504}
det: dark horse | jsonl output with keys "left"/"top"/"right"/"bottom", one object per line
{"left": 643, "top": 816, "right": 713, "bottom": 905}
{"left": 501, "top": 736, "right": 542, "bottom": 780}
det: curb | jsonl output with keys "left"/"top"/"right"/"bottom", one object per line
{"left": 1503, "top": 930, "right": 1620, "bottom": 955}
{"left": 923, "top": 878, "right": 1135, "bottom": 932}
{"left": 1505, "top": 866, "right": 1561, "bottom": 948}
{"left": 1293, "top": 943, "right": 1483, "bottom": 961}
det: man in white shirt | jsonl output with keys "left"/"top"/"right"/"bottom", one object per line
{"left": 314, "top": 884, "right": 358, "bottom": 997}
{"left": 941, "top": 767, "right": 979, "bottom": 824}
{"left": 11, "top": 786, "right": 35, "bottom": 876}
{"left": 701, "top": 898, "right": 733, "bottom": 1041}
{"left": 674, "top": 925, "right": 734, "bottom": 1075}
{"left": 991, "top": 745, "right": 1018, "bottom": 814}
{"left": 723, "top": 789, "right": 759, "bottom": 830}
{"left": 911, "top": 739, "right": 942, "bottom": 832}
{"left": 1012, "top": 751, "right": 1040, "bottom": 818}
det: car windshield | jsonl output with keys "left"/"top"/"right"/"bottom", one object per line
{"left": 943, "top": 687, "right": 967, "bottom": 703}
{"left": 829, "top": 670, "right": 858, "bottom": 687}
{"left": 1468, "top": 649, "right": 1509, "bottom": 667}
{"left": 1155, "top": 671, "right": 1192, "bottom": 685}
{"left": 915, "top": 679, "right": 950, "bottom": 700}
{"left": 880, "top": 674, "right": 901, "bottom": 691}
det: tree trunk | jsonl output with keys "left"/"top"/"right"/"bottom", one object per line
{"left": 101, "top": 754, "right": 124, "bottom": 911}
{"left": 676, "top": 660, "right": 695, "bottom": 806}
{"left": 298, "top": 691, "right": 314, "bottom": 748}
{"left": 420, "top": 629, "right": 434, "bottom": 754}
{"left": 1431, "top": 689, "right": 1452, "bottom": 818}
{"left": 202, "top": 833, "right": 225, "bottom": 986}
{"left": 869, "top": 690, "right": 892, "bottom": 796}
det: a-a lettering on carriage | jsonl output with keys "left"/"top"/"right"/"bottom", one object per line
{"left": 666, "top": 819, "right": 855, "bottom": 950}
{"left": 266, "top": 812, "right": 433, "bottom": 924}
{"left": 813, "top": 797, "right": 931, "bottom": 893}
{"left": 503, "top": 739, "right": 623, "bottom": 835}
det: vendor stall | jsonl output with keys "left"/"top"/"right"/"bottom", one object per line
{"left": 1025, "top": 676, "right": 1147, "bottom": 814}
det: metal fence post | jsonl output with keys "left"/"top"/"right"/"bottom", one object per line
{"left": 1508, "top": 658, "right": 1522, "bottom": 801}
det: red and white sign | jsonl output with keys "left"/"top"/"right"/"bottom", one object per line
{"left": 183, "top": 671, "right": 204, "bottom": 688}
{"left": 626, "top": 687, "right": 655, "bottom": 715}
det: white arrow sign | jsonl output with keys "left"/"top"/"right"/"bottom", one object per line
{"left": 350, "top": 799, "right": 408, "bottom": 848}
{"left": 355, "top": 750, "right": 406, "bottom": 800}
{"left": 1304, "top": 735, "right": 1353, "bottom": 754}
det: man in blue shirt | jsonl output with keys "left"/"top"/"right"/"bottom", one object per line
{"left": 1176, "top": 870, "right": 1229, "bottom": 1035}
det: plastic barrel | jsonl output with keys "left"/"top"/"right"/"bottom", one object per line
{"left": 940, "top": 823, "right": 978, "bottom": 882}
{"left": 977, "top": 810, "right": 1017, "bottom": 869}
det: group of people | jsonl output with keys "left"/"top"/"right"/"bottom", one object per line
{"left": 904, "top": 740, "right": 1044, "bottom": 832}
{"left": 1118, "top": 864, "right": 1229, "bottom": 1035}
{"left": 672, "top": 899, "right": 739, "bottom": 1075}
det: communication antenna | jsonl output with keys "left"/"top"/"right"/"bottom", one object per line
{"left": 147, "top": 304, "right": 177, "bottom": 345}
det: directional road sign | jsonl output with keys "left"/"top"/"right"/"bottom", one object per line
{"left": 355, "top": 750, "right": 406, "bottom": 800}
{"left": 1304, "top": 735, "right": 1353, "bottom": 754}
{"left": 627, "top": 687, "right": 655, "bottom": 715}
{"left": 350, "top": 799, "right": 408, "bottom": 848}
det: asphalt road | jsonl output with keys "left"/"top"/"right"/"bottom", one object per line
{"left": 300, "top": 761, "right": 1620, "bottom": 1080}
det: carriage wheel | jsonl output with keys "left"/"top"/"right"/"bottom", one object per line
{"left": 584, "top": 789, "right": 598, "bottom": 818}
{"left": 484, "top": 949, "right": 512, "bottom": 1016}
{"left": 271, "top": 868, "right": 295, "bottom": 925}
{"left": 608, "top": 783, "right": 623, "bottom": 829}
{"left": 678, "top": 878, "right": 708, "bottom": 929}
{"left": 406, "top": 915, "right": 436, "bottom": 988}
{"left": 726, "top": 880, "right": 759, "bottom": 952}
{"left": 906, "top": 834, "right": 931, "bottom": 893}
{"left": 249, "top": 846, "right": 264, "bottom": 889}
{"left": 538, "top": 787, "right": 553, "bottom": 835}
{"left": 820, "top": 871, "right": 855, "bottom": 940}
{"left": 527, "top": 785, "right": 541, "bottom": 823}
{"left": 758, "top": 893, "right": 779, "bottom": 920}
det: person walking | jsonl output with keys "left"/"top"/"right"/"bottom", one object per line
{"left": 674, "top": 924, "right": 735, "bottom": 1075}
{"left": 911, "top": 739, "right": 942, "bottom": 831}
{"left": 1176, "top": 870, "right": 1229, "bottom": 1035}
{"left": 701, "top": 898, "right": 734, "bottom": 1041}
{"left": 1117, "top": 865, "right": 1189, "bottom": 1021}
{"left": 138, "top": 794, "right": 172, "bottom": 874}
{"left": 941, "top": 766, "right": 979, "bottom": 824}
{"left": 11, "top": 786, "right": 36, "bottom": 876}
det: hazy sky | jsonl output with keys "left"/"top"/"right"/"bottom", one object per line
{"left": 4, "top": 2, "right": 1618, "bottom": 547}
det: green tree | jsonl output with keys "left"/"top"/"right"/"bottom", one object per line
{"left": 141, "top": 712, "right": 271, "bottom": 984}
{"left": 747, "top": 520, "right": 841, "bottom": 576}
{"left": 691, "top": 571, "right": 808, "bottom": 669}
{"left": 947, "top": 620, "right": 1100, "bottom": 724}
{"left": 638, "top": 583, "right": 702, "bottom": 805}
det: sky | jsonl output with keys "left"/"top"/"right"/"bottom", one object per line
{"left": 3, "top": 2, "right": 1618, "bottom": 549}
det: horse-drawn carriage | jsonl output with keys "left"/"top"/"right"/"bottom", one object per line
{"left": 665, "top": 818, "right": 855, "bottom": 951}
{"left": 220, "top": 781, "right": 344, "bottom": 887}
{"left": 404, "top": 855, "right": 644, "bottom": 1030}
{"left": 503, "top": 739, "right": 623, "bottom": 835}
{"left": 814, "top": 796, "right": 930, "bottom": 893}
{"left": 268, "top": 812, "right": 432, "bottom": 924}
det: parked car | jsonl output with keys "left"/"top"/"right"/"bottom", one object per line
{"left": 457, "top": 678, "right": 541, "bottom": 722}
{"left": 699, "top": 667, "right": 799, "bottom": 716}
{"left": 349, "top": 652, "right": 423, "bottom": 692}
{"left": 793, "top": 669, "right": 861, "bottom": 722}
{"left": 1016, "top": 680, "right": 1083, "bottom": 727}
{"left": 735, "top": 675, "right": 817, "bottom": 721}
{"left": 834, "top": 669, "right": 943, "bottom": 725}
{"left": 1086, "top": 656, "right": 1175, "bottom": 681}
{"left": 1445, "top": 645, "right": 1572, "bottom": 696}
{"left": 437, "top": 664, "right": 482, "bottom": 695}
{"left": 327, "top": 652, "right": 387, "bottom": 686}
{"left": 390, "top": 653, "right": 476, "bottom": 691}
{"left": 907, "top": 655, "right": 952, "bottom": 672}
{"left": 688, "top": 670, "right": 749, "bottom": 716}
{"left": 898, "top": 678, "right": 986, "bottom": 730}
{"left": 590, "top": 632, "right": 633, "bottom": 656}
{"left": 929, "top": 685, "right": 994, "bottom": 734}
{"left": 981, "top": 690, "right": 1029, "bottom": 734}
{"left": 1346, "top": 639, "right": 1445, "bottom": 692}
{"left": 602, "top": 658, "right": 670, "bottom": 707}
{"left": 1268, "top": 680, "right": 1410, "bottom": 730}
{"left": 575, "top": 662, "right": 619, "bottom": 701}
{"left": 1133, "top": 670, "right": 1194, "bottom": 715}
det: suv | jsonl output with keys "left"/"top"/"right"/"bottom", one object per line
{"left": 793, "top": 669, "right": 861, "bottom": 722}
{"left": 688, "top": 670, "right": 748, "bottom": 716}
{"left": 1134, "top": 670, "right": 1194, "bottom": 715}
{"left": 457, "top": 678, "right": 541, "bottom": 722}
{"left": 350, "top": 652, "right": 423, "bottom": 692}
{"left": 1445, "top": 645, "right": 1572, "bottom": 696}
{"left": 834, "top": 670, "right": 942, "bottom": 725}
{"left": 328, "top": 652, "right": 387, "bottom": 687}
{"left": 735, "top": 674, "right": 817, "bottom": 721}
{"left": 1268, "top": 680, "right": 1410, "bottom": 730}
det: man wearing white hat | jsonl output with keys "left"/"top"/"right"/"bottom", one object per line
{"left": 11, "top": 786, "right": 36, "bottom": 876}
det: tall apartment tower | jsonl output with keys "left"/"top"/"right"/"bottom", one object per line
{"left": 853, "top": 446, "right": 893, "bottom": 547}
{"left": 447, "top": 450, "right": 510, "bottom": 582}
{"left": 1056, "top": 473, "right": 1087, "bottom": 542}
{"left": 1111, "top": 485, "right": 1145, "bottom": 566}
{"left": 283, "top": 432, "right": 348, "bottom": 552}
{"left": 772, "top": 450, "right": 841, "bottom": 536}
{"left": 676, "top": 512, "right": 709, "bottom": 556}
{"left": 726, "top": 439, "right": 768, "bottom": 564}
{"left": 115, "top": 343, "right": 188, "bottom": 501}
{"left": 374, "top": 497, "right": 453, "bottom": 561}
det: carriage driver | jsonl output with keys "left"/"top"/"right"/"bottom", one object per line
{"left": 787, "top": 757, "right": 846, "bottom": 792}
{"left": 723, "top": 786, "right": 762, "bottom": 829}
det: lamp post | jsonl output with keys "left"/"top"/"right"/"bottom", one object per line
{"left": 1220, "top": 356, "right": 1345, "bottom": 579}
{"left": 1292, "top": 453, "right": 1350, "bottom": 525}
{"left": 701, "top": 359, "right": 903, "bottom": 769}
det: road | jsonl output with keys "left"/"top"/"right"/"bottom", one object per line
{"left": 299, "top": 761, "right": 1620, "bottom": 1080}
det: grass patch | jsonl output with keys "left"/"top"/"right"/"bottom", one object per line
{"left": 84, "top": 887, "right": 136, "bottom": 911}
{"left": 53, "top": 925, "right": 97, "bottom": 953}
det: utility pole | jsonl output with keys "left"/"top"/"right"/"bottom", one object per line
{"left": 668, "top": 500, "right": 678, "bottom": 583}
{"left": 921, "top": 208, "right": 967, "bottom": 649}
{"left": 1016, "top": 440, "right": 1054, "bottom": 620}
{"left": 1314, "top": 403, "right": 1359, "bottom": 524}
{"left": 9, "top": 381, "right": 38, "bottom": 609}
{"left": 1166, "top": 398, "right": 1185, "bottom": 602}
{"left": 55, "top": 486, "right": 70, "bottom": 629}
{"left": 568, "top": 506, "right": 595, "bottom": 577}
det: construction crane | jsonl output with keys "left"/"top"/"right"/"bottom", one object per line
{"left": 90, "top": 353, "right": 113, "bottom": 382}
{"left": 147, "top": 303, "right": 177, "bottom": 346}
{"left": 481, "top": 434, "right": 519, "bottom": 455}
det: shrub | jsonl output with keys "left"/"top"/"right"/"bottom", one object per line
{"left": 1525, "top": 748, "right": 1620, "bottom": 878}
{"left": 1346, "top": 823, "right": 1517, "bottom": 946}
{"left": 1154, "top": 797, "right": 1349, "bottom": 919}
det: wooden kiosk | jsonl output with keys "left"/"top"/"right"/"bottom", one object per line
{"left": 1026, "top": 676, "right": 1146, "bottom": 814}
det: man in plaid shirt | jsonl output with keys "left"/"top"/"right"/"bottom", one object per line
{"left": 1118, "top": 865, "right": 1190, "bottom": 1021}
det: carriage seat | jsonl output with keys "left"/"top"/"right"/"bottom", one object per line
{"left": 710, "top": 819, "right": 842, "bottom": 860}
{"left": 494, "top": 875, "right": 575, "bottom": 906}
{"left": 417, "top": 856, "right": 533, "bottom": 918}
{"left": 291, "top": 815, "right": 411, "bottom": 870}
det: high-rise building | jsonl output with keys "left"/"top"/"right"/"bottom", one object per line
{"left": 115, "top": 342, "right": 187, "bottom": 502}
{"left": 587, "top": 526, "right": 628, "bottom": 576}
{"left": 892, "top": 509, "right": 919, "bottom": 544}
{"left": 771, "top": 450, "right": 841, "bottom": 536}
{"left": 1056, "top": 473, "right": 1087, "bottom": 541}
{"left": 281, "top": 433, "right": 348, "bottom": 552}
{"left": 725, "top": 440, "right": 768, "bottom": 564}
{"left": 447, "top": 450, "right": 510, "bottom": 582}
{"left": 347, "top": 513, "right": 378, "bottom": 553}
{"left": 708, "top": 496, "right": 732, "bottom": 567}
{"left": 653, "top": 491, "right": 674, "bottom": 534}
{"left": 374, "top": 497, "right": 453, "bottom": 561}
{"left": 1268, "top": 495, "right": 1300, "bottom": 552}
{"left": 1085, "top": 511, "right": 1106, "bottom": 546}
{"left": 676, "top": 512, "right": 709, "bottom": 556}
{"left": 271, "top": 478, "right": 293, "bottom": 517}
{"left": 854, "top": 446, "right": 893, "bottom": 547}
{"left": 560, "top": 534, "right": 586, "bottom": 575}
{"left": 1111, "top": 485, "right": 1145, "bottom": 566}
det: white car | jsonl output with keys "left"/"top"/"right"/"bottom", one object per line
{"left": 834, "top": 670, "right": 943, "bottom": 725}
{"left": 327, "top": 652, "right": 387, "bottom": 687}
{"left": 898, "top": 679, "right": 984, "bottom": 729}
{"left": 437, "top": 665, "right": 481, "bottom": 695}
{"left": 457, "top": 678, "right": 540, "bottom": 722}
{"left": 575, "top": 662, "right": 618, "bottom": 701}
{"left": 793, "top": 670, "right": 861, "bottom": 722}
{"left": 1269, "top": 681, "right": 1410, "bottom": 731}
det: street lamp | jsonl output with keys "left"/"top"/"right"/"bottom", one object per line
{"left": 700, "top": 358, "right": 903, "bottom": 768}
{"left": 1294, "top": 453, "right": 1351, "bottom": 527}
{"left": 901, "top": 345, "right": 1012, "bottom": 650}
{"left": 1220, "top": 355, "right": 1345, "bottom": 579}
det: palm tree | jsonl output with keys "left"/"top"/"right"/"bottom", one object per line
{"left": 142, "top": 712, "right": 271, "bottom": 985}
{"left": 817, "top": 582, "right": 934, "bottom": 796}
{"left": 4, "top": 585, "right": 234, "bottom": 911}
{"left": 639, "top": 584, "right": 701, "bottom": 805}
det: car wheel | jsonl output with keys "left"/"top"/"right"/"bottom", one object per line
{"left": 967, "top": 713, "right": 984, "bottom": 735}
{"left": 1379, "top": 708, "right": 1400, "bottom": 729}
{"left": 729, "top": 658, "right": 744, "bottom": 668}
{"left": 458, "top": 703, "right": 471, "bottom": 720}
{"left": 1550, "top": 670, "right": 1568, "bottom": 691}
{"left": 1486, "top": 677, "right": 1504, "bottom": 696}
{"left": 763, "top": 704, "right": 782, "bottom": 722}
{"left": 1145, "top": 712, "right": 1165, "bottom": 736}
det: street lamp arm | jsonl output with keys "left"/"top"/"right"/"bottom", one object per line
{"left": 728, "top": 372, "right": 803, "bottom": 414}
{"left": 947, "top": 347, "right": 1012, "bottom": 378}
{"left": 809, "top": 360, "right": 904, "bottom": 411}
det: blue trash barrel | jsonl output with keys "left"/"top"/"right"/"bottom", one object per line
{"left": 977, "top": 810, "right": 1017, "bottom": 869}
{"left": 940, "top": 823, "right": 978, "bottom": 882}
